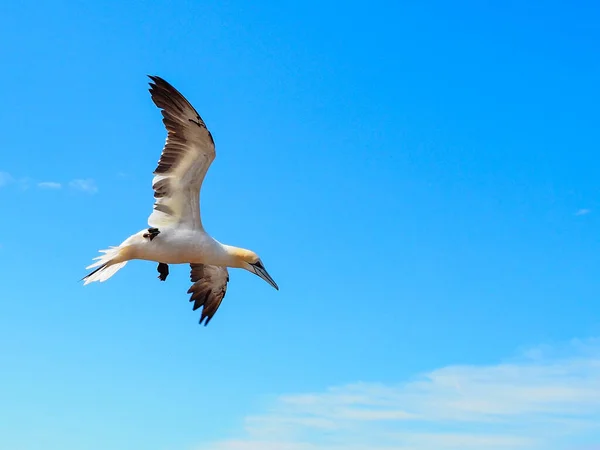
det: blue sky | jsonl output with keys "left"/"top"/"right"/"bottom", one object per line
{"left": 1, "top": 0, "right": 600, "bottom": 449}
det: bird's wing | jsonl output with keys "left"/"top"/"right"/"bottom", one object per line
{"left": 188, "top": 263, "right": 229, "bottom": 326}
{"left": 147, "top": 75, "right": 216, "bottom": 230}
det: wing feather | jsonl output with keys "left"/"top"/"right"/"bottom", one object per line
{"left": 147, "top": 75, "right": 216, "bottom": 229}
{"left": 187, "top": 263, "right": 229, "bottom": 326}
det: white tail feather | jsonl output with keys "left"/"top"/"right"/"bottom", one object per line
{"left": 86, "top": 246, "right": 122, "bottom": 270}
{"left": 83, "top": 262, "right": 128, "bottom": 285}
{"left": 83, "top": 246, "right": 129, "bottom": 285}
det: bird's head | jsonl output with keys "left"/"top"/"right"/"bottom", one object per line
{"left": 229, "top": 247, "right": 279, "bottom": 290}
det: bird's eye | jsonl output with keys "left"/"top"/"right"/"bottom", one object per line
{"left": 254, "top": 260, "right": 264, "bottom": 269}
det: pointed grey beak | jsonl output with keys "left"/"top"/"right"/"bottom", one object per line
{"left": 252, "top": 262, "right": 279, "bottom": 290}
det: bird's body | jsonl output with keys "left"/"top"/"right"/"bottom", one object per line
{"left": 83, "top": 76, "right": 278, "bottom": 325}
{"left": 127, "top": 227, "right": 230, "bottom": 266}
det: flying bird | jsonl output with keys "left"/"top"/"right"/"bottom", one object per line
{"left": 83, "top": 75, "right": 278, "bottom": 325}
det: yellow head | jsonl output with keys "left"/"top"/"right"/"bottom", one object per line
{"left": 227, "top": 246, "right": 279, "bottom": 290}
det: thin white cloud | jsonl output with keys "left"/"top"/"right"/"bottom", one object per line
{"left": 198, "top": 339, "right": 600, "bottom": 450}
{"left": 69, "top": 178, "right": 98, "bottom": 194}
{"left": 0, "top": 173, "right": 100, "bottom": 193}
{"left": 0, "top": 174, "right": 35, "bottom": 191}
{"left": 0, "top": 172, "right": 35, "bottom": 190}
{"left": 0, "top": 171, "right": 13, "bottom": 187}
{"left": 37, "top": 181, "right": 62, "bottom": 189}
{"left": 17, "top": 176, "right": 32, "bottom": 190}
{"left": 576, "top": 209, "right": 591, "bottom": 216}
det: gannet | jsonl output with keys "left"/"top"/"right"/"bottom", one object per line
{"left": 82, "top": 75, "right": 278, "bottom": 325}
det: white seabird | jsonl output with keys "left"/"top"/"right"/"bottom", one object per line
{"left": 83, "top": 75, "right": 278, "bottom": 325}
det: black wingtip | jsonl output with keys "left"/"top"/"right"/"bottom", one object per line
{"left": 198, "top": 309, "right": 214, "bottom": 326}
{"left": 148, "top": 75, "right": 160, "bottom": 91}
{"left": 147, "top": 75, "right": 168, "bottom": 93}
{"left": 147, "top": 75, "right": 175, "bottom": 90}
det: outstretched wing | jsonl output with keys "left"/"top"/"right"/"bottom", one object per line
{"left": 147, "top": 75, "right": 216, "bottom": 230}
{"left": 188, "top": 263, "right": 229, "bottom": 326}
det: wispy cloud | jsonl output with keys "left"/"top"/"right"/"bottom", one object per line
{"left": 37, "top": 181, "right": 62, "bottom": 190}
{"left": 0, "top": 172, "right": 30, "bottom": 190}
{"left": 576, "top": 209, "right": 591, "bottom": 216}
{"left": 0, "top": 171, "right": 13, "bottom": 187}
{"left": 69, "top": 178, "right": 98, "bottom": 194}
{"left": 198, "top": 339, "right": 600, "bottom": 450}
{"left": 0, "top": 172, "right": 99, "bottom": 193}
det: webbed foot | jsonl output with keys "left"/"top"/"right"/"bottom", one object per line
{"left": 157, "top": 262, "right": 169, "bottom": 281}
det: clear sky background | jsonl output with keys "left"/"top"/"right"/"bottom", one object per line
{"left": 1, "top": 1, "right": 600, "bottom": 449}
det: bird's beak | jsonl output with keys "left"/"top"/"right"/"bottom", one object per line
{"left": 252, "top": 263, "right": 279, "bottom": 290}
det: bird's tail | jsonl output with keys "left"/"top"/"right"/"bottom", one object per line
{"left": 82, "top": 246, "right": 129, "bottom": 285}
